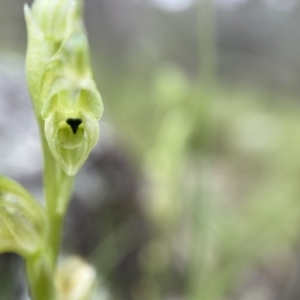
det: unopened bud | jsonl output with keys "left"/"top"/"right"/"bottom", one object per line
{"left": 55, "top": 256, "right": 97, "bottom": 300}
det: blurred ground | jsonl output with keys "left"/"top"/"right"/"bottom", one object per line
{"left": 1, "top": 0, "right": 300, "bottom": 300}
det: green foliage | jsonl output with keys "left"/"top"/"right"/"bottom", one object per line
{"left": 0, "top": 176, "right": 47, "bottom": 257}
{"left": 96, "top": 57, "right": 300, "bottom": 299}
{"left": 2, "top": 0, "right": 300, "bottom": 299}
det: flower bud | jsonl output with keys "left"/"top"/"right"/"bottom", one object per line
{"left": 0, "top": 176, "right": 47, "bottom": 257}
{"left": 55, "top": 256, "right": 97, "bottom": 300}
{"left": 30, "top": 0, "right": 82, "bottom": 52}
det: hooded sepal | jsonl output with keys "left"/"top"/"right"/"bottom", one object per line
{"left": 24, "top": 0, "right": 84, "bottom": 116}
{"left": 40, "top": 34, "right": 103, "bottom": 175}
{"left": 24, "top": 4, "right": 51, "bottom": 114}
{"left": 31, "top": 0, "right": 83, "bottom": 46}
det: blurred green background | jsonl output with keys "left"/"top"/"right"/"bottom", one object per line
{"left": 1, "top": 0, "right": 300, "bottom": 299}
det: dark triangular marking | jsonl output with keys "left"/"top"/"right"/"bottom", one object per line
{"left": 66, "top": 118, "right": 82, "bottom": 134}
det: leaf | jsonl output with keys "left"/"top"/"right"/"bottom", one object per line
{"left": 0, "top": 176, "right": 47, "bottom": 257}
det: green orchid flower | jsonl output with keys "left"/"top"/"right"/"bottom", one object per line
{"left": 24, "top": 0, "right": 103, "bottom": 176}
{"left": 0, "top": 0, "right": 107, "bottom": 298}
{"left": 40, "top": 33, "right": 103, "bottom": 175}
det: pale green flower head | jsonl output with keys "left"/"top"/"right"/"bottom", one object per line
{"left": 0, "top": 176, "right": 47, "bottom": 257}
{"left": 25, "top": 0, "right": 104, "bottom": 175}
{"left": 40, "top": 34, "right": 103, "bottom": 175}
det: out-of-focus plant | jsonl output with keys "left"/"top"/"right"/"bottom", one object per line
{"left": 93, "top": 1, "right": 300, "bottom": 299}
{"left": 0, "top": 0, "right": 103, "bottom": 299}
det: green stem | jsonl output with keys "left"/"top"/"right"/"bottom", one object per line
{"left": 25, "top": 114, "right": 74, "bottom": 300}
{"left": 26, "top": 251, "right": 57, "bottom": 300}
{"left": 39, "top": 119, "right": 75, "bottom": 268}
